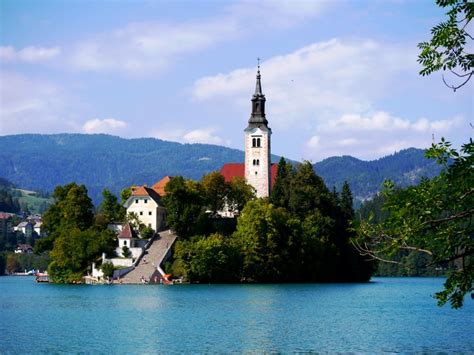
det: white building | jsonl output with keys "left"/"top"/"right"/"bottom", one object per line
{"left": 123, "top": 177, "right": 170, "bottom": 232}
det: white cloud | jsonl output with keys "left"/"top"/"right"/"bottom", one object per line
{"left": 228, "top": 0, "right": 330, "bottom": 29}
{"left": 0, "top": 46, "right": 61, "bottom": 62}
{"left": 82, "top": 118, "right": 128, "bottom": 134}
{"left": 304, "top": 111, "right": 465, "bottom": 160}
{"left": 306, "top": 135, "right": 320, "bottom": 148}
{"left": 0, "top": 71, "right": 76, "bottom": 135}
{"left": 152, "top": 127, "right": 229, "bottom": 146}
{"left": 327, "top": 111, "right": 463, "bottom": 133}
{"left": 183, "top": 127, "right": 228, "bottom": 145}
{"left": 69, "top": 20, "right": 239, "bottom": 75}
{"left": 153, "top": 128, "right": 186, "bottom": 142}
{"left": 191, "top": 37, "right": 470, "bottom": 160}
{"left": 192, "top": 38, "right": 417, "bottom": 129}
{"left": 67, "top": 1, "right": 331, "bottom": 75}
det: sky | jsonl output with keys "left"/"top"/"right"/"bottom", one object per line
{"left": 0, "top": 0, "right": 472, "bottom": 162}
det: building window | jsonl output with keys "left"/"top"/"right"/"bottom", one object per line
{"left": 140, "top": 211, "right": 143, "bottom": 216}
{"left": 135, "top": 199, "right": 139, "bottom": 204}
{"left": 255, "top": 171, "right": 258, "bottom": 175}
{"left": 149, "top": 211, "right": 152, "bottom": 216}
{"left": 252, "top": 138, "right": 256, "bottom": 147}
{"left": 124, "top": 240, "right": 127, "bottom": 246}
{"left": 256, "top": 159, "right": 260, "bottom": 165}
{"left": 257, "top": 138, "right": 261, "bottom": 147}
{"left": 144, "top": 199, "right": 148, "bottom": 204}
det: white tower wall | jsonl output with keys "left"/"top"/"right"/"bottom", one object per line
{"left": 245, "top": 128, "right": 271, "bottom": 198}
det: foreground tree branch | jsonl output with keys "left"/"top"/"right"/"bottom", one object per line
{"left": 355, "top": 139, "right": 474, "bottom": 308}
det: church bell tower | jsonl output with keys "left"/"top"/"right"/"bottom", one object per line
{"left": 244, "top": 64, "right": 271, "bottom": 198}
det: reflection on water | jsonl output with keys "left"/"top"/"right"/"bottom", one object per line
{"left": 0, "top": 277, "right": 473, "bottom": 352}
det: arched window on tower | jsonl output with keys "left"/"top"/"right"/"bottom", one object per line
{"left": 257, "top": 138, "right": 261, "bottom": 147}
{"left": 256, "top": 159, "right": 260, "bottom": 165}
{"left": 252, "top": 138, "right": 256, "bottom": 147}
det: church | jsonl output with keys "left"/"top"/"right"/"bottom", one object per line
{"left": 220, "top": 66, "right": 278, "bottom": 197}
{"left": 123, "top": 66, "right": 277, "bottom": 230}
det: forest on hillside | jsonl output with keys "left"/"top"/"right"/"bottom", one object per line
{"left": 0, "top": 134, "right": 439, "bottom": 205}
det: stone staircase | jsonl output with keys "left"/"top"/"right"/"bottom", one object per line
{"left": 119, "top": 230, "right": 177, "bottom": 284}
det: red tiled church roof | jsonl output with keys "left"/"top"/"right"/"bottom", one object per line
{"left": 220, "top": 163, "right": 278, "bottom": 188}
{"left": 220, "top": 163, "right": 245, "bottom": 182}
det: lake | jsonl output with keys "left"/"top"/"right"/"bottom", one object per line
{"left": 0, "top": 276, "right": 472, "bottom": 353}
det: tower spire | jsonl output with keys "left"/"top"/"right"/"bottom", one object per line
{"left": 255, "top": 57, "right": 262, "bottom": 95}
{"left": 248, "top": 59, "right": 268, "bottom": 127}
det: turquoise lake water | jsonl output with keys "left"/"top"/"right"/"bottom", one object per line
{"left": 0, "top": 276, "right": 473, "bottom": 353}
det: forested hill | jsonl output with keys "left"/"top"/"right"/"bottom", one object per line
{"left": 0, "top": 134, "right": 248, "bottom": 203}
{"left": 314, "top": 148, "right": 441, "bottom": 204}
{"left": 0, "top": 134, "right": 439, "bottom": 205}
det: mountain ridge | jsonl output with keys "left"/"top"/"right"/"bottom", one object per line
{"left": 1, "top": 133, "right": 440, "bottom": 205}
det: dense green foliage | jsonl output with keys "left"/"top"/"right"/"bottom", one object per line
{"left": 48, "top": 227, "right": 116, "bottom": 283}
{"left": 163, "top": 174, "right": 255, "bottom": 239}
{"left": 33, "top": 183, "right": 117, "bottom": 283}
{"left": 418, "top": 0, "right": 473, "bottom": 91}
{"left": 98, "top": 189, "right": 126, "bottom": 223}
{"left": 171, "top": 161, "right": 373, "bottom": 283}
{"left": 356, "top": 139, "right": 473, "bottom": 308}
{"left": 0, "top": 178, "right": 20, "bottom": 213}
{"left": 100, "top": 261, "right": 115, "bottom": 278}
{"left": 0, "top": 134, "right": 438, "bottom": 206}
{"left": 0, "top": 134, "right": 250, "bottom": 204}
{"left": 0, "top": 253, "right": 5, "bottom": 275}
{"left": 174, "top": 234, "right": 242, "bottom": 283}
{"left": 0, "top": 177, "right": 52, "bottom": 214}
{"left": 357, "top": 194, "right": 444, "bottom": 277}
{"left": 3, "top": 252, "right": 50, "bottom": 274}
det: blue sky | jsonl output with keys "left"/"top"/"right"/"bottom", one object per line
{"left": 1, "top": 0, "right": 471, "bottom": 162}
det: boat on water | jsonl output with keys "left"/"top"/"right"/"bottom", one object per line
{"left": 35, "top": 273, "right": 50, "bottom": 283}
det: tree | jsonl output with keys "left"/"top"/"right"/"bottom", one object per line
{"left": 120, "top": 187, "right": 132, "bottom": 204}
{"left": 233, "top": 199, "right": 302, "bottom": 282}
{"left": 201, "top": 172, "right": 228, "bottom": 215}
{"left": 99, "top": 189, "right": 125, "bottom": 223}
{"left": 270, "top": 157, "right": 293, "bottom": 208}
{"left": 340, "top": 181, "right": 355, "bottom": 222}
{"left": 228, "top": 176, "right": 255, "bottom": 213}
{"left": 355, "top": 139, "right": 473, "bottom": 308}
{"left": 288, "top": 161, "right": 333, "bottom": 218}
{"left": 6, "top": 254, "right": 20, "bottom": 274}
{"left": 0, "top": 253, "right": 5, "bottom": 275}
{"left": 140, "top": 226, "right": 154, "bottom": 239}
{"left": 174, "top": 234, "right": 242, "bottom": 283}
{"left": 36, "top": 183, "right": 95, "bottom": 253}
{"left": 122, "top": 246, "right": 132, "bottom": 258}
{"left": 126, "top": 212, "right": 145, "bottom": 232}
{"left": 418, "top": 0, "right": 474, "bottom": 91}
{"left": 162, "top": 177, "right": 208, "bottom": 238}
{"left": 48, "top": 228, "right": 116, "bottom": 283}
{"left": 101, "top": 261, "right": 115, "bottom": 278}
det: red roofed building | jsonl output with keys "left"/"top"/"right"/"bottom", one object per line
{"left": 220, "top": 163, "right": 278, "bottom": 190}
{"left": 151, "top": 176, "right": 172, "bottom": 197}
{"left": 124, "top": 185, "right": 167, "bottom": 232}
